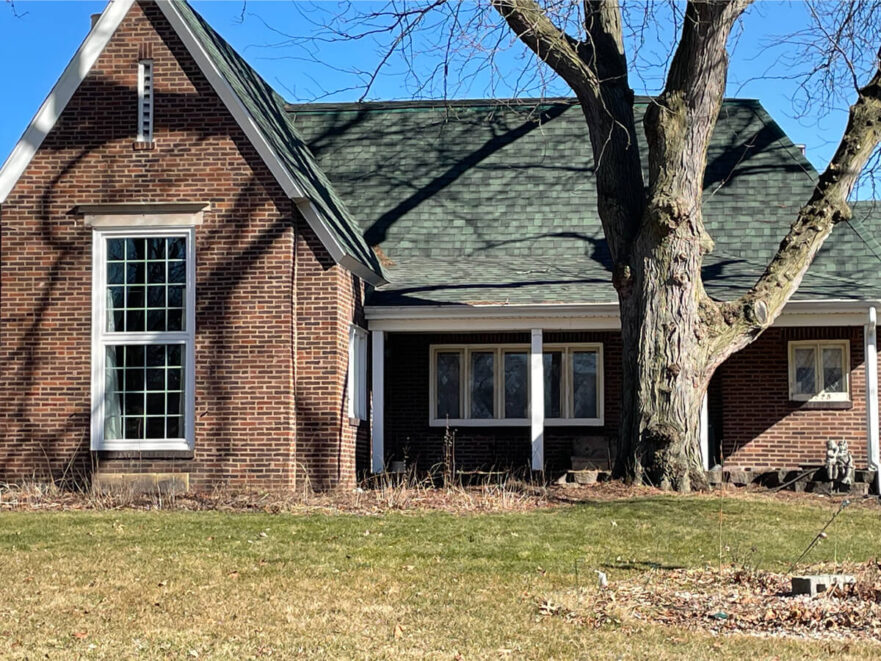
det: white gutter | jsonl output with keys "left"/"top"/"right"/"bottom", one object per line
{"left": 865, "top": 307, "right": 880, "bottom": 495}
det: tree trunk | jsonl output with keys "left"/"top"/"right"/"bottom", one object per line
{"left": 615, "top": 214, "right": 713, "bottom": 491}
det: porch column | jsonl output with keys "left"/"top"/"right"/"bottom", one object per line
{"left": 864, "top": 308, "right": 879, "bottom": 491}
{"left": 699, "top": 392, "right": 710, "bottom": 471}
{"left": 371, "top": 330, "right": 385, "bottom": 473}
{"left": 530, "top": 329, "right": 544, "bottom": 471}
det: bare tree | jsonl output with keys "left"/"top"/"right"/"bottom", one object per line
{"left": 267, "top": 0, "right": 881, "bottom": 490}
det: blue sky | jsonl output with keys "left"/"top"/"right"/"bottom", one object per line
{"left": 0, "top": 1, "right": 860, "bottom": 184}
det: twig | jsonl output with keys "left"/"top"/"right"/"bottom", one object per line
{"left": 789, "top": 499, "right": 851, "bottom": 573}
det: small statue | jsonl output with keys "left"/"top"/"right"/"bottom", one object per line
{"left": 825, "top": 439, "right": 840, "bottom": 482}
{"left": 837, "top": 439, "right": 855, "bottom": 487}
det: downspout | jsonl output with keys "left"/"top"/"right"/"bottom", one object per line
{"left": 864, "top": 307, "right": 880, "bottom": 495}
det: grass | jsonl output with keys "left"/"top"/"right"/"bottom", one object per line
{"left": 0, "top": 493, "right": 879, "bottom": 659}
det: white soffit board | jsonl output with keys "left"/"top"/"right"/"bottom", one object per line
{"left": 0, "top": 0, "right": 136, "bottom": 204}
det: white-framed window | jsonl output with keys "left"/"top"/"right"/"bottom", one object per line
{"left": 137, "top": 59, "right": 154, "bottom": 142}
{"left": 788, "top": 340, "right": 850, "bottom": 403}
{"left": 429, "top": 344, "right": 603, "bottom": 427}
{"left": 348, "top": 325, "right": 368, "bottom": 421}
{"left": 91, "top": 227, "right": 196, "bottom": 451}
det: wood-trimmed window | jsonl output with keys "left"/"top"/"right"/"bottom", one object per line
{"left": 348, "top": 326, "right": 368, "bottom": 421}
{"left": 787, "top": 340, "right": 850, "bottom": 403}
{"left": 429, "top": 344, "right": 603, "bottom": 427}
{"left": 91, "top": 228, "right": 195, "bottom": 451}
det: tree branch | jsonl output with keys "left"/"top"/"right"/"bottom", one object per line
{"left": 493, "top": 0, "right": 645, "bottom": 273}
{"left": 644, "top": 0, "right": 753, "bottom": 225}
{"left": 730, "top": 49, "right": 881, "bottom": 342}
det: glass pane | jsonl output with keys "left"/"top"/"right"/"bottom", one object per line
{"left": 147, "top": 286, "right": 165, "bottom": 307}
{"left": 107, "top": 262, "right": 124, "bottom": 285}
{"left": 436, "top": 352, "right": 460, "bottom": 419}
{"left": 124, "top": 417, "right": 143, "bottom": 440}
{"left": 470, "top": 351, "right": 495, "bottom": 419}
{"left": 166, "top": 416, "right": 181, "bottom": 438}
{"left": 168, "top": 286, "right": 184, "bottom": 307}
{"left": 167, "top": 237, "right": 185, "bottom": 260}
{"left": 126, "top": 262, "right": 144, "bottom": 285}
{"left": 504, "top": 352, "right": 528, "bottom": 419}
{"left": 822, "top": 346, "right": 845, "bottom": 392}
{"left": 146, "top": 393, "right": 165, "bottom": 415}
{"left": 167, "top": 345, "right": 182, "bottom": 366}
{"left": 167, "top": 309, "right": 183, "bottom": 331}
{"left": 145, "top": 417, "right": 165, "bottom": 439}
{"left": 146, "top": 344, "right": 165, "bottom": 367}
{"left": 126, "top": 309, "right": 145, "bottom": 332}
{"left": 147, "top": 237, "right": 166, "bottom": 260}
{"left": 107, "top": 238, "right": 125, "bottom": 261}
{"left": 147, "top": 262, "right": 165, "bottom": 284}
{"left": 126, "top": 238, "right": 146, "bottom": 260}
{"left": 794, "top": 347, "right": 816, "bottom": 395}
{"left": 543, "top": 352, "right": 563, "bottom": 418}
{"left": 168, "top": 261, "right": 186, "bottom": 284}
{"left": 127, "top": 286, "right": 145, "bottom": 309}
{"left": 572, "top": 351, "right": 598, "bottom": 419}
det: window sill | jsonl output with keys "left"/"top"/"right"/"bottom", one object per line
{"left": 96, "top": 450, "right": 194, "bottom": 460}
{"left": 348, "top": 416, "right": 367, "bottom": 426}
{"left": 133, "top": 140, "right": 156, "bottom": 151}
{"left": 791, "top": 399, "right": 853, "bottom": 411}
{"left": 429, "top": 418, "right": 604, "bottom": 428}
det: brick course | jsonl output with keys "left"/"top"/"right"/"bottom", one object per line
{"left": 0, "top": 0, "right": 365, "bottom": 490}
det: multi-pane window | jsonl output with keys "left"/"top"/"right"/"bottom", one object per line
{"left": 348, "top": 326, "right": 368, "bottom": 420}
{"left": 137, "top": 59, "right": 154, "bottom": 142}
{"left": 788, "top": 340, "right": 850, "bottom": 402}
{"left": 92, "top": 228, "right": 194, "bottom": 450}
{"left": 430, "top": 344, "right": 603, "bottom": 426}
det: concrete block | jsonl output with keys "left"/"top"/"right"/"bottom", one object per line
{"left": 571, "top": 470, "right": 599, "bottom": 485}
{"left": 725, "top": 469, "right": 752, "bottom": 486}
{"left": 571, "top": 456, "right": 606, "bottom": 471}
{"left": 791, "top": 574, "right": 855, "bottom": 597}
{"left": 93, "top": 472, "right": 189, "bottom": 495}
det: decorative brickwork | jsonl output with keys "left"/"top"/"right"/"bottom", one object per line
{"left": 0, "top": 1, "right": 364, "bottom": 490}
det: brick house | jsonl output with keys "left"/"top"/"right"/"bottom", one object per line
{"left": 1, "top": 0, "right": 879, "bottom": 491}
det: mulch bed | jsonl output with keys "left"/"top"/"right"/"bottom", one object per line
{"left": 540, "top": 562, "right": 881, "bottom": 642}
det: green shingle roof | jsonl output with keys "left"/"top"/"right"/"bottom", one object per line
{"left": 173, "top": 1, "right": 384, "bottom": 281}
{"left": 288, "top": 98, "right": 881, "bottom": 306}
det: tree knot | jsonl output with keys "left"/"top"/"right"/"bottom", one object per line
{"left": 613, "top": 263, "right": 634, "bottom": 298}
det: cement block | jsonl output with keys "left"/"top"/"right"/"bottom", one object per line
{"left": 93, "top": 472, "right": 189, "bottom": 495}
{"left": 571, "top": 470, "right": 599, "bottom": 485}
{"left": 791, "top": 574, "right": 855, "bottom": 597}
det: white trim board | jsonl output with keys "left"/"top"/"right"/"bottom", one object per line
{"left": 0, "top": 0, "right": 384, "bottom": 286}
{"left": 365, "top": 300, "right": 881, "bottom": 332}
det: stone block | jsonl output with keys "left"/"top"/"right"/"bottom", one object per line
{"left": 855, "top": 469, "right": 877, "bottom": 484}
{"left": 93, "top": 472, "right": 189, "bottom": 495}
{"left": 724, "top": 469, "right": 752, "bottom": 486}
{"left": 791, "top": 574, "right": 855, "bottom": 597}
{"left": 571, "top": 456, "right": 606, "bottom": 471}
{"left": 806, "top": 481, "right": 835, "bottom": 495}
{"left": 845, "top": 481, "right": 870, "bottom": 497}
{"left": 571, "top": 470, "right": 599, "bottom": 485}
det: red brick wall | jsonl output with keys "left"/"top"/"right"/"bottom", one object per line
{"left": 0, "top": 0, "right": 362, "bottom": 490}
{"left": 382, "top": 331, "right": 621, "bottom": 472}
{"left": 720, "top": 327, "right": 872, "bottom": 470}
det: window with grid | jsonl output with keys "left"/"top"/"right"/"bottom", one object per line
{"left": 92, "top": 229, "right": 194, "bottom": 450}
{"left": 788, "top": 340, "right": 850, "bottom": 402}
{"left": 430, "top": 344, "right": 603, "bottom": 426}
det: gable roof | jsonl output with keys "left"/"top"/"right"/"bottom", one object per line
{"left": 288, "top": 98, "right": 881, "bottom": 307}
{"left": 0, "top": 0, "right": 385, "bottom": 285}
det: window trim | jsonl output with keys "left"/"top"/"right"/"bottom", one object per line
{"left": 137, "top": 59, "right": 154, "bottom": 143}
{"left": 90, "top": 226, "right": 196, "bottom": 451}
{"left": 428, "top": 343, "right": 604, "bottom": 427}
{"left": 787, "top": 339, "right": 850, "bottom": 403}
{"left": 348, "top": 325, "right": 368, "bottom": 421}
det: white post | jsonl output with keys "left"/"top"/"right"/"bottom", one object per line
{"left": 864, "top": 308, "right": 879, "bottom": 493}
{"left": 699, "top": 392, "right": 710, "bottom": 471}
{"left": 371, "top": 330, "right": 385, "bottom": 474}
{"left": 530, "top": 329, "right": 544, "bottom": 472}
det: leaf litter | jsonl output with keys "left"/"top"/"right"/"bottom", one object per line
{"left": 539, "top": 561, "right": 881, "bottom": 643}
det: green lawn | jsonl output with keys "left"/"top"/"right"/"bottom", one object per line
{"left": 0, "top": 494, "right": 879, "bottom": 659}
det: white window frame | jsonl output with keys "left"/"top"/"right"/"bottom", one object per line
{"left": 90, "top": 226, "right": 196, "bottom": 451}
{"left": 348, "top": 325, "right": 368, "bottom": 421}
{"left": 787, "top": 339, "right": 850, "bottom": 403}
{"left": 137, "top": 59, "right": 154, "bottom": 143}
{"left": 428, "top": 343, "right": 604, "bottom": 427}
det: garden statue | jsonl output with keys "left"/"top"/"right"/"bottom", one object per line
{"left": 825, "top": 439, "right": 839, "bottom": 481}
{"left": 837, "top": 440, "right": 855, "bottom": 487}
